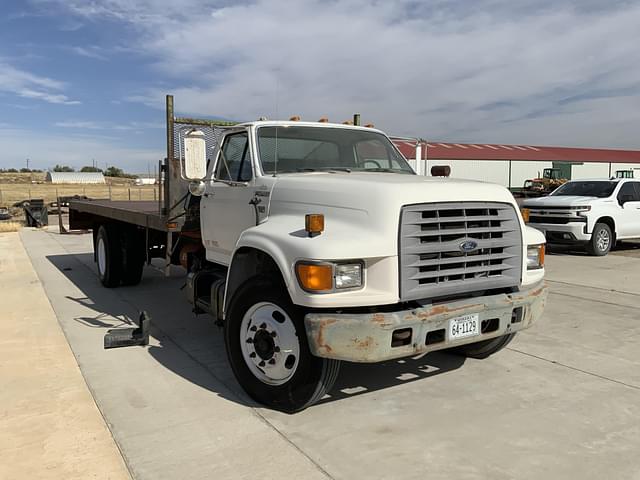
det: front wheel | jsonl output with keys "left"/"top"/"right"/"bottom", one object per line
{"left": 225, "top": 277, "right": 340, "bottom": 413}
{"left": 587, "top": 222, "right": 613, "bottom": 256}
{"left": 449, "top": 333, "right": 516, "bottom": 359}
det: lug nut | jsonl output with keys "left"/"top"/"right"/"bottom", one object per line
{"left": 259, "top": 361, "right": 266, "bottom": 367}
{"left": 270, "top": 331, "right": 277, "bottom": 337}
{"left": 274, "top": 346, "right": 280, "bottom": 352}
{"left": 250, "top": 326, "right": 257, "bottom": 332}
{"left": 260, "top": 323, "right": 267, "bottom": 329}
{"left": 246, "top": 338, "right": 253, "bottom": 344}
{"left": 249, "top": 352, "right": 256, "bottom": 358}
{"left": 268, "top": 359, "right": 276, "bottom": 365}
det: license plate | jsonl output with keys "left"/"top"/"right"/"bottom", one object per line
{"left": 449, "top": 314, "right": 480, "bottom": 340}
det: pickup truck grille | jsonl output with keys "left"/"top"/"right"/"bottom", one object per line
{"left": 399, "top": 202, "right": 523, "bottom": 301}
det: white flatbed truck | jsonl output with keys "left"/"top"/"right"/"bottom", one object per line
{"left": 69, "top": 95, "right": 548, "bottom": 412}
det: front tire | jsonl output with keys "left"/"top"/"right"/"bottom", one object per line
{"left": 588, "top": 222, "right": 612, "bottom": 256}
{"left": 225, "top": 277, "right": 340, "bottom": 413}
{"left": 449, "top": 333, "right": 516, "bottom": 359}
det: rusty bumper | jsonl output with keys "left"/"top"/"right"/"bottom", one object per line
{"left": 304, "top": 283, "right": 548, "bottom": 362}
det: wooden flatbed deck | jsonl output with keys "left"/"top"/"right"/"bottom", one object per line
{"left": 69, "top": 199, "right": 170, "bottom": 232}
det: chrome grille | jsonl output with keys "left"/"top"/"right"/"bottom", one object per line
{"left": 399, "top": 202, "right": 522, "bottom": 301}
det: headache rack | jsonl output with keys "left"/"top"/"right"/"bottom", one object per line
{"left": 399, "top": 202, "right": 523, "bottom": 301}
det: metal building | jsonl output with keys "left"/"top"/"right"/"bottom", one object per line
{"left": 391, "top": 140, "right": 640, "bottom": 188}
{"left": 45, "top": 172, "right": 106, "bottom": 184}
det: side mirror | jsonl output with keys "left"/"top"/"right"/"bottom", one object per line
{"left": 182, "top": 129, "right": 207, "bottom": 180}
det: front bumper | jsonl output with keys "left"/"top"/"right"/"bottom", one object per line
{"left": 528, "top": 221, "right": 591, "bottom": 243}
{"left": 304, "top": 283, "right": 548, "bottom": 362}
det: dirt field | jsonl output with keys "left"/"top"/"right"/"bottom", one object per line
{"left": 0, "top": 183, "right": 159, "bottom": 217}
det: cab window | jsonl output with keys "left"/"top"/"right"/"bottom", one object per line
{"left": 616, "top": 182, "right": 640, "bottom": 205}
{"left": 215, "top": 132, "right": 252, "bottom": 182}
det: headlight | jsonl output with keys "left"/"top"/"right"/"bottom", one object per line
{"left": 296, "top": 260, "right": 364, "bottom": 292}
{"left": 335, "top": 263, "right": 362, "bottom": 289}
{"left": 527, "top": 244, "right": 545, "bottom": 270}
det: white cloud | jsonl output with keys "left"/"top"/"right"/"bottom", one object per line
{"left": 0, "top": 60, "right": 81, "bottom": 105}
{"left": 70, "top": 46, "right": 107, "bottom": 60}
{"left": 33, "top": 0, "right": 640, "bottom": 148}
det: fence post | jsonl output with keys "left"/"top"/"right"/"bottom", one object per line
{"left": 109, "top": 185, "right": 112, "bottom": 200}
{"left": 128, "top": 188, "right": 131, "bottom": 201}
{"left": 153, "top": 189, "right": 156, "bottom": 201}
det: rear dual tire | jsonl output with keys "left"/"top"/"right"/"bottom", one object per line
{"left": 96, "top": 224, "right": 145, "bottom": 287}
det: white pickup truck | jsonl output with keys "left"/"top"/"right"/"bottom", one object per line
{"left": 69, "top": 96, "right": 548, "bottom": 412}
{"left": 522, "top": 178, "right": 640, "bottom": 256}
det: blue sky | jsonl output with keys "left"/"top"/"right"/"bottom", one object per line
{"left": 1, "top": 0, "right": 639, "bottom": 172}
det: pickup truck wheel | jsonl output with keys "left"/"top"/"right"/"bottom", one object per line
{"left": 587, "top": 223, "right": 612, "bottom": 256}
{"left": 449, "top": 332, "right": 516, "bottom": 359}
{"left": 96, "top": 224, "right": 122, "bottom": 288}
{"left": 225, "top": 277, "right": 340, "bottom": 413}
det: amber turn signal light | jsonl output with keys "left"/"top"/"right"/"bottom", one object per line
{"left": 305, "top": 214, "right": 324, "bottom": 237}
{"left": 296, "top": 263, "right": 333, "bottom": 292}
{"left": 521, "top": 208, "right": 530, "bottom": 223}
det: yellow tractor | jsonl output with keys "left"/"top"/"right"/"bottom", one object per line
{"left": 523, "top": 168, "right": 568, "bottom": 195}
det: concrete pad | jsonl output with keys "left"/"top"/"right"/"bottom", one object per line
{"left": 19, "top": 228, "right": 328, "bottom": 480}
{"left": 0, "top": 232, "right": 131, "bottom": 480}
{"left": 19, "top": 228, "right": 640, "bottom": 480}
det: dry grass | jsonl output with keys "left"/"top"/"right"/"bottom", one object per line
{"left": 0, "top": 221, "right": 22, "bottom": 233}
{"left": 0, "top": 183, "right": 159, "bottom": 210}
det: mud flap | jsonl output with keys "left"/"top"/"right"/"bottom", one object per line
{"left": 104, "top": 311, "right": 150, "bottom": 349}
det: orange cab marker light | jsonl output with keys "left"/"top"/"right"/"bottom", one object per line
{"left": 166, "top": 221, "right": 178, "bottom": 230}
{"left": 289, "top": 115, "right": 301, "bottom": 121}
{"left": 539, "top": 244, "right": 545, "bottom": 267}
{"left": 297, "top": 263, "right": 333, "bottom": 291}
{"left": 521, "top": 208, "right": 530, "bottom": 223}
{"left": 305, "top": 214, "right": 324, "bottom": 237}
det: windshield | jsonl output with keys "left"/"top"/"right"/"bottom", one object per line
{"left": 257, "top": 126, "right": 414, "bottom": 175}
{"left": 551, "top": 181, "right": 617, "bottom": 198}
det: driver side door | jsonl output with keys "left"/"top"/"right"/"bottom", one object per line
{"left": 615, "top": 182, "right": 640, "bottom": 238}
{"left": 201, "top": 130, "right": 258, "bottom": 265}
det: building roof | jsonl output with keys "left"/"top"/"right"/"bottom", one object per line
{"left": 391, "top": 139, "right": 640, "bottom": 164}
{"left": 45, "top": 172, "right": 106, "bottom": 183}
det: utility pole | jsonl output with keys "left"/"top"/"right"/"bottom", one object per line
{"left": 26, "top": 158, "right": 30, "bottom": 171}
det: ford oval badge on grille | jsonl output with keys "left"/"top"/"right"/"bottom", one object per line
{"left": 459, "top": 240, "right": 478, "bottom": 253}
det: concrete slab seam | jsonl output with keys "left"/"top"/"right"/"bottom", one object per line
{"left": 20, "top": 229, "right": 136, "bottom": 480}
{"left": 40, "top": 229, "right": 335, "bottom": 480}
{"left": 507, "top": 347, "right": 640, "bottom": 391}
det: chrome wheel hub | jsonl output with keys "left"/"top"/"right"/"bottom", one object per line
{"left": 596, "top": 229, "right": 610, "bottom": 252}
{"left": 240, "top": 302, "right": 300, "bottom": 385}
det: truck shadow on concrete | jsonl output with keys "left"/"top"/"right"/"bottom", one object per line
{"left": 47, "top": 252, "right": 466, "bottom": 410}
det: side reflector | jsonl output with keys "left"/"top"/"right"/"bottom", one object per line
{"left": 305, "top": 214, "right": 324, "bottom": 237}
{"left": 296, "top": 263, "right": 333, "bottom": 291}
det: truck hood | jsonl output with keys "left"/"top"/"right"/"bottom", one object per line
{"left": 262, "top": 172, "right": 520, "bottom": 260}
{"left": 269, "top": 172, "right": 517, "bottom": 212}
{"left": 523, "top": 195, "right": 598, "bottom": 208}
